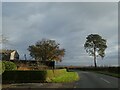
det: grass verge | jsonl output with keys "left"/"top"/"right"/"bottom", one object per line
{"left": 51, "top": 72, "right": 79, "bottom": 83}
{"left": 95, "top": 71, "right": 120, "bottom": 78}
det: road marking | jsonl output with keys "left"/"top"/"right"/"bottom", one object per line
{"left": 100, "top": 78, "right": 110, "bottom": 84}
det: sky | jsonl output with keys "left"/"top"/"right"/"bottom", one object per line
{"left": 1, "top": 2, "right": 118, "bottom": 66}
{"left": 1, "top": 0, "right": 119, "bottom": 2}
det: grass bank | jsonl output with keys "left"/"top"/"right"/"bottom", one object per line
{"left": 51, "top": 72, "right": 79, "bottom": 83}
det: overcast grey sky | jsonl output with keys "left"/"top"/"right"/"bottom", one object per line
{"left": 2, "top": 2, "right": 118, "bottom": 66}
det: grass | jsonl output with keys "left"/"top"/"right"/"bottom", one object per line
{"left": 95, "top": 71, "right": 120, "bottom": 78}
{"left": 51, "top": 72, "right": 79, "bottom": 83}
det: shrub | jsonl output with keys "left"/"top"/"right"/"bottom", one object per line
{"left": 0, "top": 61, "right": 5, "bottom": 74}
{"left": 3, "top": 61, "right": 17, "bottom": 71}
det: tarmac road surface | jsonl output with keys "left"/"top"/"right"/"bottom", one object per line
{"left": 74, "top": 71, "right": 119, "bottom": 88}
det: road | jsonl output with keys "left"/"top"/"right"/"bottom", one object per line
{"left": 74, "top": 71, "right": 119, "bottom": 88}
{"left": 2, "top": 71, "right": 119, "bottom": 89}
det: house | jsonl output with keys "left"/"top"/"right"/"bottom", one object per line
{"left": 0, "top": 49, "right": 19, "bottom": 60}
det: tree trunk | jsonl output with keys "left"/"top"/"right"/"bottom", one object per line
{"left": 94, "top": 47, "right": 97, "bottom": 67}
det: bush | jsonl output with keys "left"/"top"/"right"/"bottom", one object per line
{"left": 3, "top": 61, "right": 17, "bottom": 71}
{"left": 0, "top": 61, "right": 5, "bottom": 74}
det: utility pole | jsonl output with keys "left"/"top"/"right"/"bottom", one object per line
{"left": 24, "top": 54, "right": 27, "bottom": 60}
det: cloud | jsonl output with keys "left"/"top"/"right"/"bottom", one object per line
{"left": 2, "top": 2, "right": 118, "bottom": 66}
{"left": 2, "top": 0, "right": 119, "bottom": 2}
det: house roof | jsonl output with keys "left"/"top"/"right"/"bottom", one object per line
{"left": 0, "top": 49, "right": 16, "bottom": 54}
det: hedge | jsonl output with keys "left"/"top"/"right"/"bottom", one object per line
{"left": 2, "top": 69, "right": 67, "bottom": 83}
{"left": 71, "top": 67, "right": 120, "bottom": 74}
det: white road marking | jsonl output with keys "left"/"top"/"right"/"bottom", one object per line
{"left": 100, "top": 78, "right": 110, "bottom": 84}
